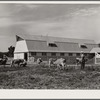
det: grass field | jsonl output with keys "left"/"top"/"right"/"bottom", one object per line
{"left": 0, "top": 63, "right": 100, "bottom": 89}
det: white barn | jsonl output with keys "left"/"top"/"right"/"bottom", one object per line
{"left": 14, "top": 34, "right": 99, "bottom": 64}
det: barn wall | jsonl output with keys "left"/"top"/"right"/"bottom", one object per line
{"left": 65, "top": 53, "right": 68, "bottom": 56}
{"left": 27, "top": 52, "right": 94, "bottom": 64}
{"left": 56, "top": 53, "right": 60, "bottom": 56}
{"left": 73, "top": 53, "right": 76, "bottom": 56}
{"left": 14, "top": 53, "right": 24, "bottom": 59}
{"left": 14, "top": 51, "right": 95, "bottom": 64}
{"left": 37, "top": 52, "right": 42, "bottom": 56}
{"left": 47, "top": 53, "right": 51, "bottom": 56}
{"left": 14, "top": 40, "right": 28, "bottom": 53}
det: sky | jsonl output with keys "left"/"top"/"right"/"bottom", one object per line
{"left": 1, "top": 3, "right": 100, "bottom": 51}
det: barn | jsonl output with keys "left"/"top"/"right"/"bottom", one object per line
{"left": 14, "top": 34, "right": 99, "bottom": 64}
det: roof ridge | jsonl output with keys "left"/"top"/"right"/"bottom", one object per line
{"left": 21, "top": 34, "right": 94, "bottom": 41}
{"left": 16, "top": 33, "right": 95, "bottom": 44}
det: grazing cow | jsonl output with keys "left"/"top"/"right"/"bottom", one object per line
{"left": 49, "top": 58, "right": 66, "bottom": 69}
{"left": 48, "top": 58, "right": 56, "bottom": 68}
{"left": 0, "top": 55, "right": 8, "bottom": 67}
{"left": 11, "top": 59, "right": 27, "bottom": 67}
{"left": 37, "top": 58, "right": 43, "bottom": 64}
{"left": 54, "top": 58, "right": 66, "bottom": 69}
{"left": 76, "top": 58, "right": 82, "bottom": 65}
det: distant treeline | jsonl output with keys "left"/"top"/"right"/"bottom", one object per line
{"left": 0, "top": 52, "right": 8, "bottom": 58}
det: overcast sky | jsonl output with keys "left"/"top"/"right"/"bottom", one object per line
{"left": 1, "top": 3, "right": 100, "bottom": 51}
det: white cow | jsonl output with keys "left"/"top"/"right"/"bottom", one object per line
{"left": 54, "top": 58, "right": 66, "bottom": 69}
{"left": 48, "top": 58, "right": 56, "bottom": 68}
{"left": 49, "top": 58, "right": 66, "bottom": 69}
{"left": 37, "top": 58, "right": 43, "bottom": 64}
{"left": 76, "top": 58, "right": 82, "bottom": 65}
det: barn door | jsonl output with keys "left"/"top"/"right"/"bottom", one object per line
{"left": 24, "top": 53, "right": 28, "bottom": 61}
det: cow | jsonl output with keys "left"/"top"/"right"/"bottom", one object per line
{"left": 37, "top": 58, "right": 43, "bottom": 64}
{"left": 11, "top": 59, "right": 27, "bottom": 67}
{"left": 0, "top": 55, "right": 8, "bottom": 67}
{"left": 48, "top": 58, "right": 56, "bottom": 68}
{"left": 48, "top": 58, "right": 66, "bottom": 70}
{"left": 76, "top": 58, "right": 82, "bottom": 66}
{"left": 54, "top": 58, "right": 66, "bottom": 70}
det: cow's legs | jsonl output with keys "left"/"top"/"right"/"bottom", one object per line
{"left": 3, "top": 64, "right": 5, "bottom": 67}
{"left": 48, "top": 61, "right": 51, "bottom": 68}
{"left": 49, "top": 64, "right": 50, "bottom": 68}
{"left": 61, "top": 62, "right": 65, "bottom": 70}
{"left": 57, "top": 64, "right": 61, "bottom": 70}
{"left": 11, "top": 61, "right": 14, "bottom": 67}
{"left": 18, "top": 63, "right": 20, "bottom": 67}
{"left": 63, "top": 63, "right": 66, "bottom": 70}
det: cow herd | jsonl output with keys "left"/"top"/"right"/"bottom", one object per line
{"left": 5, "top": 57, "right": 67, "bottom": 69}
{"left": 0, "top": 53, "right": 89, "bottom": 70}
{"left": 36, "top": 57, "right": 87, "bottom": 70}
{"left": 36, "top": 58, "right": 67, "bottom": 69}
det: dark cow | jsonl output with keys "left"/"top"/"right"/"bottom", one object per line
{"left": 0, "top": 55, "right": 8, "bottom": 67}
{"left": 11, "top": 59, "right": 27, "bottom": 67}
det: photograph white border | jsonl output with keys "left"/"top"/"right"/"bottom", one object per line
{"left": 0, "top": 1, "right": 100, "bottom": 99}
{"left": 0, "top": 90, "right": 100, "bottom": 99}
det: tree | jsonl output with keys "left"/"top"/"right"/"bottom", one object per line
{"left": 8, "top": 46, "right": 15, "bottom": 57}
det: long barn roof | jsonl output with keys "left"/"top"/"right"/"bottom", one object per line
{"left": 15, "top": 34, "right": 98, "bottom": 53}
{"left": 16, "top": 33, "right": 95, "bottom": 44}
{"left": 25, "top": 40, "right": 98, "bottom": 53}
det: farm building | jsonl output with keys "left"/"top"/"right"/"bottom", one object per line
{"left": 14, "top": 34, "right": 99, "bottom": 64}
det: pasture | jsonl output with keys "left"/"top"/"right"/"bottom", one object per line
{"left": 0, "top": 62, "right": 100, "bottom": 89}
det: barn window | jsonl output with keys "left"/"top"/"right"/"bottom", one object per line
{"left": 48, "top": 43, "right": 57, "bottom": 47}
{"left": 51, "top": 53, "right": 56, "bottom": 56}
{"left": 42, "top": 52, "right": 47, "bottom": 56}
{"left": 60, "top": 53, "right": 65, "bottom": 56}
{"left": 69, "top": 53, "right": 73, "bottom": 56}
{"left": 76, "top": 53, "right": 80, "bottom": 56}
{"left": 31, "top": 52, "right": 37, "bottom": 56}
{"left": 79, "top": 43, "right": 87, "bottom": 49}
{"left": 81, "top": 45, "right": 87, "bottom": 48}
{"left": 47, "top": 40, "right": 57, "bottom": 47}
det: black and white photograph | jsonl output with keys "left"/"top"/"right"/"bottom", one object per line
{"left": 1, "top": 1, "right": 100, "bottom": 93}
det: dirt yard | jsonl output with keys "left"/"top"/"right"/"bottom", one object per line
{"left": 0, "top": 64, "right": 100, "bottom": 89}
